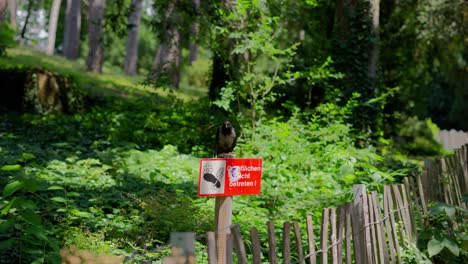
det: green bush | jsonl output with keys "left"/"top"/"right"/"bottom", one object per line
{"left": 0, "top": 22, "right": 16, "bottom": 57}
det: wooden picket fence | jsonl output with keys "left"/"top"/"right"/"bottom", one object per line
{"left": 204, "top": 144, "right": 467, "bottom": 264}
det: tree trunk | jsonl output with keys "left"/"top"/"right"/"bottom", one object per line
{"left": 208, "top": 0, "right": 233, "bottom": 101}
{"left": 0, "top": 0, "right": 6, "bottom": 22}
{"left": 7, "top": 0, "right": 16, "bottom": 27}
{"left": 19, "top": 0, "right": 33, "bottom": 44}
{"left": 63, "top": 0, "right": 81, "bottom": 60}
{"left": 46, "top": 0, "right": 62, "bottom": 55}
{"left": 368, "top": 0, "right": 379, "bottom": 81}
{"left": 86, "top": 0, "right": 106, "bottom": 73}
{"left": 152, "top": 1, "right": 181, "bottom": 89}
{"left": 123, "top": 0, "right": 143, "bottom": 76}
{"left": 188, "top": 0, "right": 200, "bottom": 65}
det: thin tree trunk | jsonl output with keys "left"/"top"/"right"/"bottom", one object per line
{"left": 7, "top": 0, "right": 16, "bottom": 27}
{"left": 47, "top": 0, "right": 62, "bottom": 55}
{"left": 124, "top": 0, "right": 143, "bottom": 75}
{"left": 152, "top": 1, "right": 181, "bottom": 89}
{"left": 0, "top": 0, "right": 6, "bottom": 22}
{"left": 19, "top": 0, "right": 33, "bottom": 44}
{"left": 368, "top": 0, "right": 379, "bottom": 81}
{"left": 86, "top": 0, "right": 106, "bottom": 73}
{"left": 188, "top": 0, "right": 200, "bottom": 65}
{"left": 63, "top": 0, "right": 81, "bottom": 60}
{"left": 209, "top": 0, "right": 233, "bottom": 101}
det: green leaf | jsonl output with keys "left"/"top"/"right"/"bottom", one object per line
{"left": 26, "top": 225, "right": 48, "bottom": 242}
{"left": 443, "top": 238, "right": 459, "bottom": 256}
{"left": 3, "top": 180, "right": 24, "bottom": 197}
{"left": 0, "top": 238, "right": 16, "bottom": 251}
{"left": 1, "top": 164, "right": 21, "bottom": 171}
{"left": 0, "top": 197, "right": 18, "bottom": 215}
{"left": 444, "top": 206, "right": 456, "bottom": 218}
{"left": 21, "top": 211, "right": 42, "bottom": 226}
{"left": 50, "top": 197, "right": 67, "bottom": 203}
{"left": 428, "top": 238, "right": 444, "bottom": 257}
{"left": 22, "top": 153, "right": 36, "bottom": 160}
{"left": 47, "top": 185, "right": 64, "bottom": 191}
{"left": 20, "top": 199, "right": 37, "bottom": 210}
{"left": 0, "top": 218, "right": 14, "bottom": 232}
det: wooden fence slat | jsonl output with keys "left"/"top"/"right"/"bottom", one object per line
{"left": 336, "top": 205, "right": 345, "bottom": 264}
{"left": 384, "top": 186, "right": 399, "bottom": 264}
{"left": 344, "top": 203, "right": 352, "bottom": 264}
{"left": 293, "top": 222, "right": 305, "bottom": 264}
{"left": 207, "top": 231, "right": 216, "bottom": 264}
{"left": 250, "top": 228, "right": 262, "bottom": 264}
{"left": 448, "top": 155, "right": 463, "bottom": 207}
{"left": 409, "top": 176, "right": 424, "bottom": 226}
{"left": 329, "top": 208, "right": 338, "bottom": 264}
{"left": 441, "top": 158, "right": 454, "bottom": 205}
{"left": 352, "top": 184, "right": 366, "bottom": 264}
{"left": 417, "top": 173, "right": 428, "bottom": 216}
{"left": 402, "top": 179, "right": 417, "bottom": 242}
{"left": 371, "top": 191, "right": 388, "bottom": 263}
{"left": 361, "top": 191, "right": 372, "bottom": 264}
{"left": 231, "top": 225, "right": 248, "bottom": 264}
{"left": 320, "top": 208, "right": 330, "bottom": 264}
{"left": 367, "top": 193, "right": 378, "bottom": 264}
{"left": 283, "top": 222, "right": 292, "bottom": 264}
{"left": 306, "top": 216, "right": 317, "bottom": 264}
{"left": 267, "top": 221, "right": 278, "bottom": 264}
{"left": 391, "top": 185, "right": 408, "bottom": 245}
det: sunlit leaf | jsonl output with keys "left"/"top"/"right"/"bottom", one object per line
{"left": 3, "top": 180, "right": 24, "bottom": 197}
{"left": 1, "top": 164, "right": 21, "bottom": 171}
{"left": 50, "top": 197, "right": 67, "bottom": 203}
{"left": 428, "top": 238, "right": 444, "bottom": 257}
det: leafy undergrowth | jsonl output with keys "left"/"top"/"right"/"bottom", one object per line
{"left": 0, "top": 47, "right": 208, "bottom": 101}
{"left": 0, "top": 95, "right": 411, "bottom": 263}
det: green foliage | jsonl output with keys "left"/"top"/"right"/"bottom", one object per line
{"left": 232, "top": 100, "right": 399, "bottom": 231}
{"left": 397, "top": 117, "right": 445, "bottom": 156}
{"left": 417, "top": 202, "right": 468, "bottom": 263}
{"left": 0, "top": 22, "right": 17, "bottom": 57}
{"left": 213, "top": 1, "right": 300, "bottom": 130}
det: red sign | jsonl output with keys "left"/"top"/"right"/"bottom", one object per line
{"left": 198, "top": 158, "right": 262, "bottom": 197}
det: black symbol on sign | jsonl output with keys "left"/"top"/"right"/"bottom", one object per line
{"left": 203, "top": 173, "right": 221, "bottom": 188}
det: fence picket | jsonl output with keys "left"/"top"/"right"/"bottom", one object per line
{"left": 384, "top": 185, "right": 400, "bottom": 264}
{"left": 250, "top": 228, "right": 262, "bottom": 264}
{"left": 283, "top": 222, "right": 291, "bottom": 264}
{"left": 267, "top": 221, "right": 278, "bottom": 264}
{"left": 320, "top": 208, "right": 330, "bottom": 264}
{"left": 371, "top": 191, "right": 388, "bottom": 263}
{"left": 207, "top": 231, "right": 216, "bottom": 264}
{"left": 344, "top": 203, "right": 352, "bottom": 264}
{"left": 306, "top": 216, "right": 317, "bottom": 264}
{"left": 336, "top": 205, "right": 345, "bottom": 264}
{"left": 292, "top": 222, "right": 305, "bottom": 264}
{"left": 329, "top": 208, "right": 338, "bottom": 264}
{"left": 367, "top": 193, "right": 378, "bottom": 264}
{"left": 231, "top": 225, "right": 248, "bottom": 264}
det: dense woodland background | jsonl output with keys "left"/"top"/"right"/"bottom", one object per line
{"left": 0, "top": 0, "right": 466, "bottom": 263}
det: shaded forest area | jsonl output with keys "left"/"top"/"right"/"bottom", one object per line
{"left": 0, "top": 0, "right": 467, "bottom": 263}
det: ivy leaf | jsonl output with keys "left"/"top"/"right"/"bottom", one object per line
{"left": 3, "top": 180, "right": 24, "bottom": 197}
{"left": 0, "top": 238, "right": 16, "bottom": 250}
{"left": 50, "top": 197, "right": 68, "bottom": 203}
{"left": 443, "top": 238, "right": 459, "bottom": 256}
{"left": 428, "top": 238, "right": 444, "bottom": 257}
{"left": 1, "top": 164, "right": 21, "bottom": 171}
{"left": 47, "top": 186, "right": 64, "bottom": 191}
{"left": 21, "top": 211, "right": 42, "bottom": 226}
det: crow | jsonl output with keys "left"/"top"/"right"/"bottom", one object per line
{"left": 216, "top": 120, "right": 237, "bottom": 155}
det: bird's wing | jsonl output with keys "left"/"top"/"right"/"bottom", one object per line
{"left": 215, "top": 126, "right": 220, "bottom": 154}
{"left": 232, "top": 128, "right": 237, "bottom": 149}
